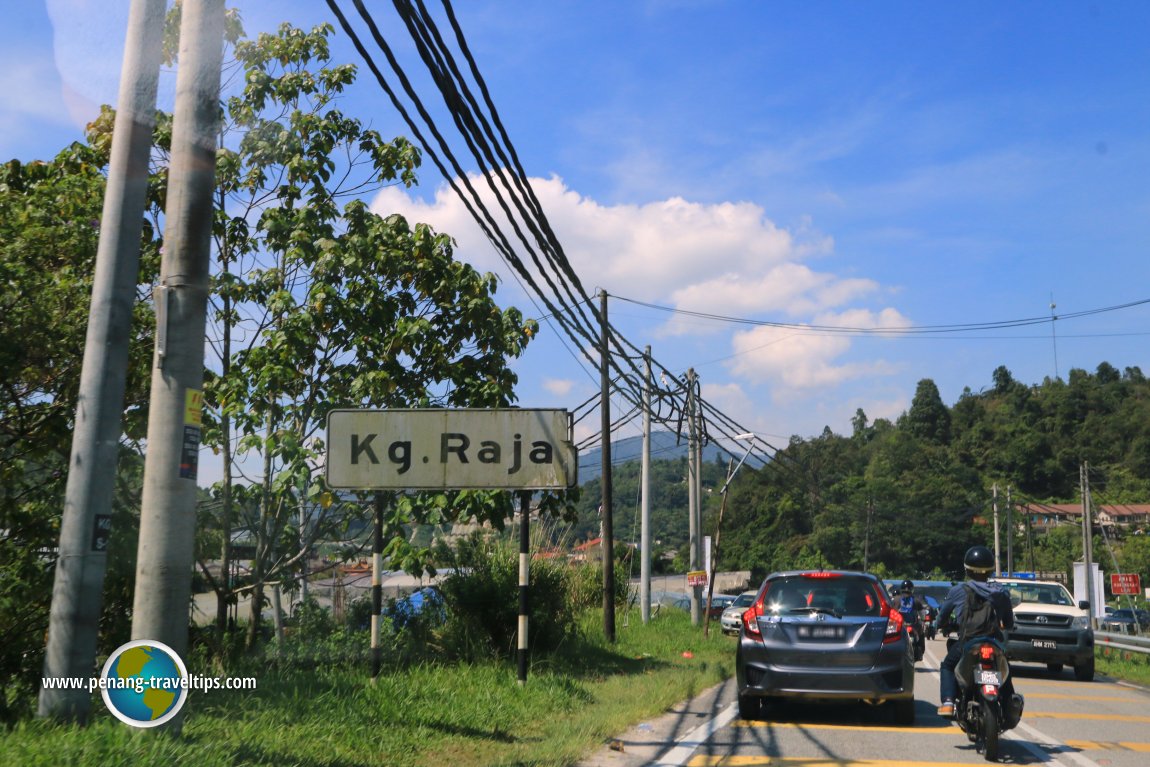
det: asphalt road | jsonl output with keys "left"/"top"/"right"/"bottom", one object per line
{"left": 578, "top": 635, "right": 1150, "bottom": 767}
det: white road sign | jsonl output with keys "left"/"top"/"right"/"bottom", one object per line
{"left": 325, "top": 408, "right": 576, "bottom": 490}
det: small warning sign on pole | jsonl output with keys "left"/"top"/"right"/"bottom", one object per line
{"left": 687, "top": 570, "right": 708, "bottom": 588}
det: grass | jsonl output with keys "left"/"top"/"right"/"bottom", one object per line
{"left": 1, "top": 609, "right": 733, "bottom": 767}
{"left": 1097, "top": 644, "right": 1150, "bottom": 687}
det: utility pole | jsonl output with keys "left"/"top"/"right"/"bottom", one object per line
{"left": 687, "top": 368, "right": 700, "bottom": 626}
{"left": 993, "top": 483, "right": 1001, "bottom": 577}
{"left": 599, "top": 290, "right": 615, "bottom": 642}
{"left": 131, "top": 0, "right": 225, "bottom": 679}
{"left": 38, "top": 0, "right": 167, "bottom": 723}
{"left": 1006, "top": 485, "right": 1013, "bottom": 576}
{"left": 1081, "top": 462, "right": 1096, "bottom": 629}
{"left": 640, "top": 346, "right": 651, "bottom": 624}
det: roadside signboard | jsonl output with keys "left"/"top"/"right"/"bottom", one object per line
{"left": 325, "top": 408, "right": 576, "bottom": 490}
{"left": 687, "top": 570, "right": 708, "bottom": 587}
{"left": 1111, "top": 572, "right": 1141, "bottom": 595}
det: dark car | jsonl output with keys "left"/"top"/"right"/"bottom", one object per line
{"left": 1100, "top": 608, "right": 1150, "bottom": 635}
{"left": 735, "top": 570, "right": 915, "bottom": 723}
{"left": 707, "top": 593, "right": 738, "bottom": 620}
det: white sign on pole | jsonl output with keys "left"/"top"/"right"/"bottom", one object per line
{"left": 325, "top": 409, "right": 576, "bottom": 490}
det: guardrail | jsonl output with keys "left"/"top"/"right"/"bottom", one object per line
{"left": 1095, "top": 629, "right": 1150, "bottom": 656}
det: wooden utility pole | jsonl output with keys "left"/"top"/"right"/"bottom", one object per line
{"left": 39, "top": 0, "right": 167, "bottom": 723}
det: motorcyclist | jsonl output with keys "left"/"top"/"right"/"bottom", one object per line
{"left": 935, "top": 545, "right": 1021, "bottom": 723}
{"left": 893, "top": 580, "right": 926, "bottom": 659}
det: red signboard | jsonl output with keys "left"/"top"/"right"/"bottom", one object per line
{"left": 1110, "top": 573, "right": 1141, "bottom": 595}
{"left": 687, "top": 570, "right": 708, "bottom": 587}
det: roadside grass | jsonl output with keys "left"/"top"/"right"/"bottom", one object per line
{"left": 1097, "top": 645, "right": 1150, "bottom": 687}
{"left": 1, "top": 608, "right": 734, "bottom": 767}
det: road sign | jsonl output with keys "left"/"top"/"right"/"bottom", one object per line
{"left": 687, "top": 570, "right": 708, "bottom": 587}
{"left": 325, "top": 408, "right": 576, "bottom": 490}
{"left": 1111, "top": 572, "right": 1141, "bottom": 595}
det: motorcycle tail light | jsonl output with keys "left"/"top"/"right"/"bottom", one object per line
{"left": 979, "top": 644, "right": 996, "bottom": 661}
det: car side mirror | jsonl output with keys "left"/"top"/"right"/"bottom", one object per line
{"left": 1078, "top": 600, "right": 1089, "bottom": 610}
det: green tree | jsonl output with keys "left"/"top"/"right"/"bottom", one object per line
{"left": 0, "top": 146, "right": 161, "bottom": 722}
{"left": 183, "top": 21, "right": 544, "bottom": 646}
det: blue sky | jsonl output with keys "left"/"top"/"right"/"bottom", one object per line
{"left": 5, "top": 1, "right": 1150, "bottom": 460}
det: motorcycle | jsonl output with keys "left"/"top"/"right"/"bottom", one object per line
{"left": 947, "top": 635, "right": 1024, "bottom": 762}
{"left": 901, "top": 608, "right": 925, "bottom": 661}
{"left": 922, "top": 597, "right": 939, "bottom": 640}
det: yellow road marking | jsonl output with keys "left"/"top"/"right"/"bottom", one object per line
{"left": 732, "top": 722, "right": 957, "bottom": 734}
{"left": 1064, "top": 740, "right": 1150, "bottom": 753}
{"left": 1026, "top": 711, "right": 1150, "bottom": 723}
{"left": 688, "top": 758, "right": 1000, "bottom": 767}
{"left": 1025, "top": 692, "right": 1139, "bottom": 701}
{"left": 1015, "top": 677, "right": 1125, "bottom": 689}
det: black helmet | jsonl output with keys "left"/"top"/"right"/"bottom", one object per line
{"left": 964, "top": 545, "right": 995, "bottom": 576}
{"left": 900, "top": 579, "right": 914, "bottom": 592}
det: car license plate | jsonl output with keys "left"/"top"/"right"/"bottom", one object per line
{"left": 975, "top": 670, "right": 1000, "bottom": 685}
{"left": 797, "top": 626, "right": 845, "bottom": 639}
{"left": 1032, "top": 639, "right": 1057, "bottom": 649}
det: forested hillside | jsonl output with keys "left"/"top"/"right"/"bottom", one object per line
{"left": 576, "top": 363, "right": 1150, "bottom": 585}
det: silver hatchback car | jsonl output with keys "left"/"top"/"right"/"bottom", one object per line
{"left": 735, "top": 570, "right": 915, "bottom": 723}
{"left": 720, "top": 591, "right": 757, "bottom": 635}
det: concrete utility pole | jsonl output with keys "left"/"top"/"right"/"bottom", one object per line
{"left": 1006, "top": 485, "right": 1013, "bottom": 576}
{"left": 131, "top": 0, "right": 225, "bottom": 673}
{"left": 38, "top": 0, "right": 167, "bottom": 723}
{"left": 687, "top": 368, "right": 700, "bottom": 626}
{"left": 993, "top": 483, "right": 1001, "bottom": 576}
{"left": 599, "top": 290, "right": 615, "bottom": 642}
{"left": 1081, "top": 462, "right": 1097, "bottom": 629}
{"left": 640, "top": 346, "right": 651, "bottom": 624}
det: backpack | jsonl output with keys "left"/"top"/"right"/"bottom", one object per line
{"left": 898, "top": 594, "right": 917, "bottom": 617}
{"left": 959, "top": 584, "right": 999, "bottom": 640}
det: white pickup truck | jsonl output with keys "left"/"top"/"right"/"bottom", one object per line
{"left": 993, "top": 577, "right": 1094, "bottom": 681}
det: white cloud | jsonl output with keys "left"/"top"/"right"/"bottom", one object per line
{"left": 725, "top": 306, "right": 910, "bottom": 393}
{"left": 371, "top": 174, "right": 831, "bottom": 303}
{"left": 542, "top": 378, "right": 575, "bottom": 397}
{"left": 373, "top": 174, "right": 909, "bottom": 405}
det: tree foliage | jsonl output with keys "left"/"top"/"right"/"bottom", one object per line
{"left": 719, "top": 365, "right": 1150, "bottom": 586}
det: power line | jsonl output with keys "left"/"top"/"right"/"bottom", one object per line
{"left": 611, "top": 294, "right": 1150, "bottom": 336}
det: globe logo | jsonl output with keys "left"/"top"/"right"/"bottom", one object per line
{"left": 100, "top": 640, "right": 188, "bottom": 727}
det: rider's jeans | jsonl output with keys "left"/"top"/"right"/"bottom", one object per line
{"left": 940, "top": 638, "right": 1015, "bottom": 704}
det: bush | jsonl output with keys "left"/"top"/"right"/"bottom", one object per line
{"left": 436, "top": 535, "right": 590, "bottom": 662}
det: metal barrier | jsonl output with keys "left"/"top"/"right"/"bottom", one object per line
{"left": 1095, "top": 629, "right": 1150, "bottom": 656}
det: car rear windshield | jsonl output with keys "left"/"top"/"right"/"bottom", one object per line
{"left": 761, "top": 574, "right": 882, "bottom": 617}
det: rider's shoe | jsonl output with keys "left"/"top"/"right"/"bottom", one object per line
{"left": 937, "top": 700, "right": 955, "bottom": 718}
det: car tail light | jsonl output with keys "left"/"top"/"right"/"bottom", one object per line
{"left": 883, "top": 606, "right": 905, "bottom": 644}
{"left": 742, "top": 600, "right": 764, "bottom": 641}
{"left": 801, "top": 571, "right": 841, "bottom": 579}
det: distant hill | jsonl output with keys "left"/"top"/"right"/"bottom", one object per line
{"left": 576, "top": 430, "right": 765, "bottom": 485}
